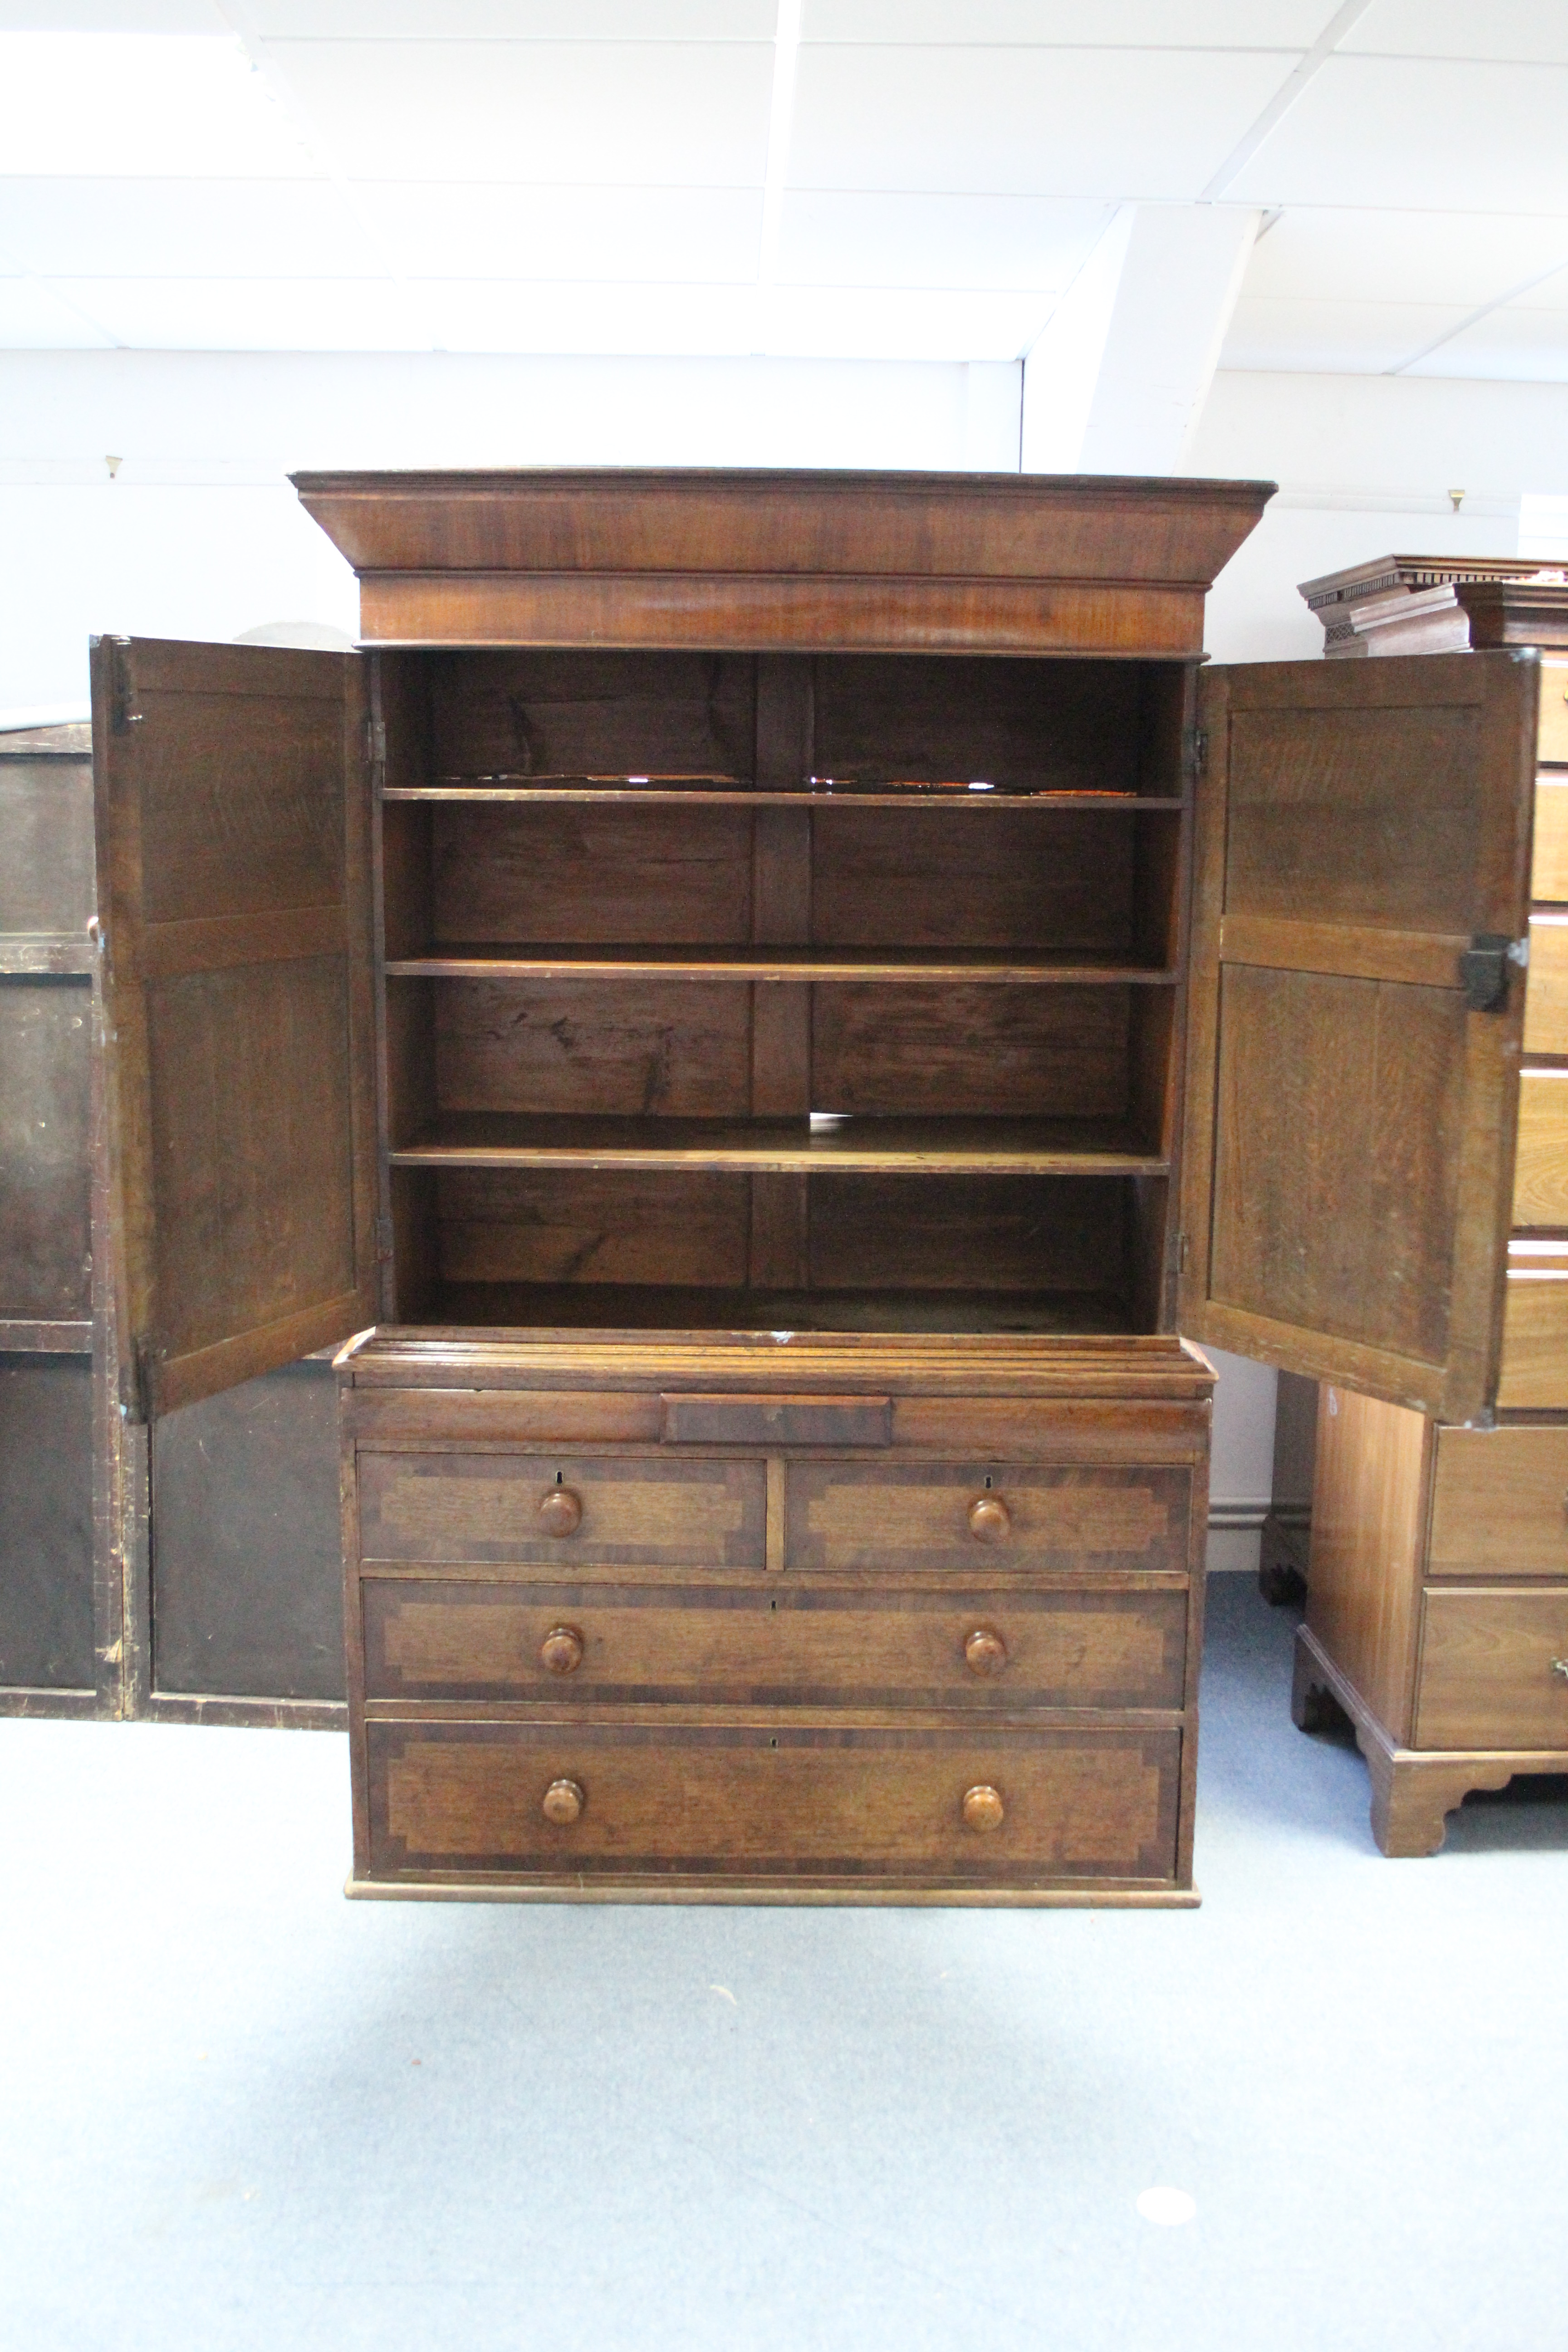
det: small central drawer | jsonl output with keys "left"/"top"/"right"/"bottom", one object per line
{"left": 366, "top": 1719, "right": 1181, "bottom": 1884}
{"left": 784, "top": 1461, "right": 1191, "bottom": 1574}
{"left": 357, "top": 1451, "right": 766, "bottom": 1569}
{"left": 1428, "top": 1425, "right": 1568, "bottom": 1580}
{"left": 360, "top": 1577, "right": 1188, "bottom": 1708}
{"left": 1415, "top": 1587, "right": 1568, "bottom": 1749}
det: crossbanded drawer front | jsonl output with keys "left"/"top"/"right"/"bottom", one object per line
{"left": 784, "top": 1462, "right": 1191, "bottom": 1574}
{"left": 1497, "top": 1254, "right": 1568, "bottom": 1411}
{"left": 360, "top": 1578, "right": 1188, "bottom": 1709}
{"left": 366, "top": 1720, "right": 1181, "bottom": 1882}
{"left": 356, "top": 1451, "right": 766, "bottom": 1569}
{"left": 1416, "top": 1588, "right": 1568, "bottom": 1749}
{"left": 1512, "top": 1071, "right": 1568, "bottom": 1229}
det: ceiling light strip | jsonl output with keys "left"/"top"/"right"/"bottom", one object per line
{"left": 758, "top": 0, "right": 803, "bottom": 288}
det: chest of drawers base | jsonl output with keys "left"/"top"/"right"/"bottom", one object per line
{"left": 338, "top": 1330, "right": 1214, "bottom": 1906}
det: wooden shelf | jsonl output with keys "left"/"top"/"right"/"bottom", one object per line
{"left": 389, "top": 1113, "right": 1168, "bottom": 1176}
{"left": 386, "top": 945, "right": 1177, "bottom": 985}
{"left": 384, "top": 784, "right": 1184, "bottom": 810}
{"left": 425, "top": 1282, "right": 1137, "bottom": 1336}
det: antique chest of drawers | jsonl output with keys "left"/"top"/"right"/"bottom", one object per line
{"left": 338, "top": 1329, "right": 1212, "bottom": 1902}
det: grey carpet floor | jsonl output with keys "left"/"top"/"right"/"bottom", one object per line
{"left": 3, "top": 1575, "right": 1566, "bottom": 2352}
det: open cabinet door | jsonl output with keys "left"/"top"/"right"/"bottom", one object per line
{"left": 91, "top": 637, "right": 378, "bottom": 1420}
{"left": 1180, "top": 650, "right": 1539, "bottom": 1423}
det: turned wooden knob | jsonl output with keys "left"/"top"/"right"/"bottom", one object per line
{"left": 967, "top": 1494, "right": 1010, "bottom": 1543}
{"left": 962, "top": 1783, "right": 1004, "bottom": 1833}
{"left": 538, "top": 1485, "right": 582, "bottom": 1537}
{"left": 964, "top": 1627, "right": 1007, "bottom": 1677}
{"left": 539, "top": 1625, "right": 584, "bottom": 1676}
{"left": 542, "top": 1777, "right": 584, "bottom": 1826}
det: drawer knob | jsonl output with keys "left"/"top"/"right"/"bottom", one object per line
{"left": 967, "top": 1494, "right": 1010, "bottom": 1543}
{"left": 964, "top": 1627, "right": 1008, "bottom": 1676}
{"left": 539, "top": 1625, "right": 584, "bottom": 1676}
{"left": 538, "top": 1485, "right": 583, "bottom": 1537}
{"left": 962, "top": 1783, "right": 1005, "bottom": 1833}
{"left": 542, "top": 1777, "right": 584, "bottom": 1826}
{"left": 1551, "top": 1657, "right": 1568, "bottom": 1681}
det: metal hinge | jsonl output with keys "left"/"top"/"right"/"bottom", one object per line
{"left": 110, "top": 640, "right": 142, "bottom": 735}
{"left": 374, "top": 1214, "right": 396, "bottom": 1264}
{"left": 1460, "top": 933, "right": 1528, "bottom": 1013}
{"left": 1185, "top": 725, "right": 1207, "bottom": 779}
{"left": 1176, "top": 1232, "right": 1190, "bottom": 1274}
{"left": 365, "top": 713, "right": 387, "bottom": 768}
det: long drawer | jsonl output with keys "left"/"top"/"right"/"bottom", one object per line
{"left": 784, "top": 1461, "right": 1190, "bottom": 1574}
{"left": 365, "top": 1718, "right": 1182, "bottom": 1884}
{"left": 1415, "top": 1588, "right": 1568, "bottom": 1749}
{"left": 360, "top": 1576, "right": 1189, "bottom": 1709}
{"left": 357, "top": 1450, "right": 767, "bottom": 1568}
{"left": 1428, "top": 1425, "right": 1568, "bottom": 1580}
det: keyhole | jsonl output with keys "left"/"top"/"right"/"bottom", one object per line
{"left": 769, "top": 1598, "right": 778, "bottom": 1612}
{"left": 555, "top": 1470, "right": 564, "bottom": 1485}
{"left": 984, "top": 1475, "right": 993, "bottom": 1490}
{"left": 769, "top": 1737, "right": 778, "bottom": 1749}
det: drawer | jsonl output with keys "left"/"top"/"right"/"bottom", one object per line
{"left": 1533, "top": 774, "right": 1568, "bottom": 902}
{"left": 1512, "top": 1071, "right": 1568, "bottom": 1228}
{"left": 1497, "top": 1252, "right": 1568, "bottom": 1411}
{"left": 1415, "top": 1588, "right": 1568, "bottom": 1749}
{"left": 356, "top": 1451, "right": 766, "bottom": 1569}
{"left": 1523, "top": 917, "right": 1568, "bottom": 1055}
{"left": 360, "top": 1577, "right": 1189, "bottom": 1709}
{"left": 1429, "top": 1425, "right": 1568, "bottom": 1580}
{"left": 366, "top": 1719, "right": 1181, "bottom": 1884}
{"left": 784, "top": 1461, "right": 1191, "bottom": 1574}
{"left": 1541, "top": 658, "right": 1568, "bottom": 769}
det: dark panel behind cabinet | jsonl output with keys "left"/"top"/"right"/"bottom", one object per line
{"left": 0, "top": 1354, "right": 94, "bottom": 1690}
{"left": 0, "top": 978, "right": 93, "bottom": 1318}
{"left": 150, "top": 1357, "right": 343, "bottom": 1701}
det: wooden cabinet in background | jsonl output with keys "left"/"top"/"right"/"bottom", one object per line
{"left": 85, "top": 470, "right": 1548, "bottom": 1897}
{"left": 1292, "top": 560, "right": 1568, "bottom": 1852}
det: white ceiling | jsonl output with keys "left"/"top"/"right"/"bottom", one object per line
{"left": 0, "top": 0, "right": 1565, "bottom": 377}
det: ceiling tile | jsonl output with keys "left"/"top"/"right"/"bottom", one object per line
{"left": 1243, "top": 209, "right": 1568, "bottom": 309}
{"left": 251, "top": 2, "right": 774, "bottom": 35}
{"left": 800, "top": 2, "right": 1331, "bottom": 43}
{"left": 359, "top": 183, "right": 761, "bottom": 282}
{"left": 1407, "top": 299, "right": 1568, "bottom": 382}
{"left": 774, "top": 192, "right": 1110, "bottom": 289}
{"left": 1341, "top": 1, "right": 1568, "bottom": 65}
{"left": 788, "top": 46, "right": 1288, "bottom": 196}
{"left": 54, "top": 274, "right": 431, "bottom": 348}
{"left": 1221, "top": 294, "right": 1475, "bottom": 372}
{"left": 0, "top": 33, "right": 313, "bottom": 176}
{"left": 0, "top": 3, "right": 220, "bottom": 25}
{"left": 1228, "top": 57, "right": 1568, "bottom": 211}
{"left": 0, "top": 179, "right": 373, "bottom": 277}
{"left": 760, "top": 283, "right": 1045, "bottom": 360}
{"left": 423, "top": 278, "right": 759, "bottom": 355}
{"left": 270, "top": 39, "right": 772, "bottom": 184}
{"left": 0, "top": 274, "right": 114, "bottom": 345}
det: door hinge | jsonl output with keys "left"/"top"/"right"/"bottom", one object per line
{"left": 374, "top": 1214, "right": 396, "bottom": 1264}
{"left": 1460, "top": 933, "right": 1527, "bottom": 1013}
{"left": 1176, "top": 1231, "right": 1190, "bottom": 1274}
{"left": 1185, "top": 725, "right": 1207, "bottom": 779}
{"left": 110, "top": 640, "right": 142, "bottom": 735}
{"left": 365, "top": 713, "right": 387, "bottom": 768}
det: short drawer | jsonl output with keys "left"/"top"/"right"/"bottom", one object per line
{"left": 1540, "top": 658, "right": 1568, "bottom": 769}
{"left": 1429, "top": 1425, "right": 1568, "bottom": 1580}
{"left": 1497, "top": 1256, "right": 1568, "bottom": 1411}
{"left": 1533, "top": 774, "right": 1568, "bottom": 902}
{"left": 360, "top": 1577, "right": 1189, "bottom": 1709}
{"left": 784, "top": 1462, "right": 1191, "bottom": 1574}
{"left": 1524, "top": 917, "right": 1568, "bottom": 1056}
{"left": 365, "top": 1719, "right": 1181, "bottom": 1884}
{"left": 1512, "top": 1071, "right": 1568, "bottom": 1229}
{"left": 356, "top": 1451, "right": 766, "bottom": 1569}
{"left": 1415, "top": 1588, "right": 1568, "bottom": 1749}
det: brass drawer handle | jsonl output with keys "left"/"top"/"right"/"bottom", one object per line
{"left": 539, "top": 1625, "right": 584, "bottom": 1676}
{"left": 967, "top": 1494, "right": 1010, "bottom": 1543}
{"left": 964, "top": 1627, "right": 1008, "bottom": 1676}
{"left": 542, "top": 1777, "right": 584, "bottom": 1826}
{"left": 962, "top": 1783, "right": 1004, "bottom": 1833}
{"left": 1551, "top": 1657, "right": 1568, "bottom": 1681}
{"left": 538, "top": 1485, "right": 582, "bottom": 1537}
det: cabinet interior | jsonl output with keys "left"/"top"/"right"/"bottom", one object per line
{"left": 374, "top": 647, "right": 1193, "bottom": 1335}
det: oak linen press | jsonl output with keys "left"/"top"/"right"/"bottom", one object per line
{"left": 87, "top": 469, "right": 1546, "bottom": 1901}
